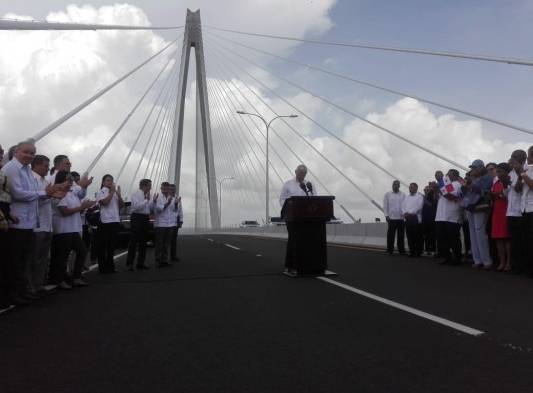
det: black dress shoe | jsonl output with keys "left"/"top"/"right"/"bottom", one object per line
{"left": 136, "top": 264, "right": 150, "bottom": 270}
{"left": 157, "top": 262, "right": 172, "bottom": 268}
{"left": 171, "top": 257, "right": 180, "bottom": 262}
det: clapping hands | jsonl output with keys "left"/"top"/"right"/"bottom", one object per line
{"left": 78, "top": 174, "right": 93, "bottom": 189}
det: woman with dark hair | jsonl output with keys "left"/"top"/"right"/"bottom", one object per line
{"left": 95, "top": 174, "right": 123, "bottom": 273}
{"left": 49, "top": 171, "right": 95, "bottom": 289}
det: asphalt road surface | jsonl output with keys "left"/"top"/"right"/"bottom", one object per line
{"left": 2, "top": 234, "right": 533, "bottom": 393}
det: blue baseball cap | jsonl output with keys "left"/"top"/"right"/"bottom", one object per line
{"left": 469, "top": 159, "right": 485, "bottom": 169}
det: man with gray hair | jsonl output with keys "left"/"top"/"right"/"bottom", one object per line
{"left": 1, "top": 140, "right": 66, "bottom": 305}
{"left": 280, "top": 164, "right": 316, "bottom": 273}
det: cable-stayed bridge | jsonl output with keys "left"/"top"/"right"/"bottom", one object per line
{"left": 2, "top": 9, "right": 533, "bottom": 393}
{"left": 2, "top": 8, "right": 531, "bottom": 228}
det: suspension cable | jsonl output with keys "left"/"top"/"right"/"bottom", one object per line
{"left": 210, "top": 63, "right": 358, "bottom": 221}
{"left": 206, "top": 43, "right": 384, "bottom": 212}
{"left": 204, "top": 25, "right": 533, "bottom": 68}
{"left": 116, "top": 52, "right": 180, "bottom": 182}
{"left": 85, "top": 51, "right": 176, "bottom": 174}
{"left": 207, "top": 36, "right": 468, "bottom": 171}
{"left": 126, "top": 63, "right": 179, "bottom": 195}
{"left": 0, "top": 18, "right": 184, "bottom": 31}
{"left": 209, "top": 31, "right": 533, "bottom": 137}
{"left": 33, "top": 37, "right": 179, "bottom": 142}
{"left": 207, "top": 39, "right": 407, "bottom": 186}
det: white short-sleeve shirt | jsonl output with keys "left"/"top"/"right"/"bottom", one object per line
{"left": 96, "top": 187, "right": 120, "bottom": 223}
{"left": 435, "top": 180, "right": 463, "bottom": 224}
{"left": 521, "top": 166, "right": 533, "bottom": 213}
{"left": 53, "top": 191, "right": 83, "bottom": 234}
{"left": 506, "top": 170, "right": 523, "bottom": 217}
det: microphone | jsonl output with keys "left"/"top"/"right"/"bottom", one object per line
{"left": 299, "top": 182, "right": 309, "bottom": 195}
{"left": 306, "top": 181, "right": 313, "bottom": 194}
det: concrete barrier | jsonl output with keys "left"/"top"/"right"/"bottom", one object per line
{"left": 191, "top": 223, "right": 388, "bottom": 249}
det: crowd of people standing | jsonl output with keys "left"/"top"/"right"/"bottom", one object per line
{"left": 0, "top": 140, "right": 183, "bottom": 314}
{"left": 383, "top": 146, "right": 533, "bottom": 275}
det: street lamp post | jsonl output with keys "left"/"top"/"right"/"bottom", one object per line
{"left": 237, "top": 110, "right": 298, "bottom": 225}
{"left": 215, "top": 176, "right": 234, "bottom": 227}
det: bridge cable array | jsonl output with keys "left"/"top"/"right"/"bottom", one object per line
{"left": 204, "top": 25, "right": 533, "bottom": 68}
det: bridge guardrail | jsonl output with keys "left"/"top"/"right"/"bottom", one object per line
{"left": 188, "top": 223, "right": 388, "bottom": 249}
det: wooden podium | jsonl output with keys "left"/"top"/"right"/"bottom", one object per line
{"left": 282, "top": 196, "right": 336, "bottom": 277}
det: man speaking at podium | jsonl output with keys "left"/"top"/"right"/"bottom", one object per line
{"left": 279, "top": 164, "right": 316, "bottom": 273}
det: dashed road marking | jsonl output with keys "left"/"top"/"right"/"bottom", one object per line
{"left": 224, "top": 243, "right": 241, "bottom": 250}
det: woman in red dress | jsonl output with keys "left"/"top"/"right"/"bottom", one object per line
{"left": 491, "top": 163, "right": 511, "bottom": 271}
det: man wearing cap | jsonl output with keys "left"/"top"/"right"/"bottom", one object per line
{"left": 462, "top": 159, "right": 494, "bottom": 269}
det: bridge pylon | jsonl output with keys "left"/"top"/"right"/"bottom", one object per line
{"left": 170, "top": 9, "right": 220, "bottom": 229}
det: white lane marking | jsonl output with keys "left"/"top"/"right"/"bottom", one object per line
{"left": 318, "top": 277, "right": 484, "bottom": 337}
{"left": 0, "top": 305, "right": 15, "bottom": 315}
{"left": 207, "top": 238, "right": 214, "bottom": 242}
{"left": 114, "top": 251, "right": 128, "bottom": 260}
{"left": 224, "top": 243, "right": 241, "bottom": 250}
{"left": 256, "top": 254, "right": 262, "bottom": 257}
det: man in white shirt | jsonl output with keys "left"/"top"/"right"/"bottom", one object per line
{"left": 383, "top": 180, "right": 406, "bottom": 255}
{"left": 435, "top": 169, "right": 463, "bottom": 265}
{"left": 169, "top": 184, "right": 183, "bottom": 263}
{"left": 126, "top": 179, "right": 154, "bottom": 270}
{"left": 279, "top": 164, "right": 315, "bottom": 273}
{"left": 507, "top": 150, "right": 528, "bottom": 273}
{"left": 520, "top": 145, "right": 533, "bottom": 276}
{"left": 154, "top": 182, "right": 177, "bottom": 268}
{"left": 2, "top": 141, "right": 66, "bottom": 304}
{"left": 29, "top": 155, "right": 54, "bottom": 295}
{"left": 402, "top": 183, "right": 424, "bottom": 257}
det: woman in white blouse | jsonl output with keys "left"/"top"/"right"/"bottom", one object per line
{"left": 49, "top": 171, "right": 95, "bottom": 289}
{"left": 95, "top": 174, "right": 124, "bottom": 274}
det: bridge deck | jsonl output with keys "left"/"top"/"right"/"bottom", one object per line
{"left": 2, "top": 234, "right": 533, "bottom": 393}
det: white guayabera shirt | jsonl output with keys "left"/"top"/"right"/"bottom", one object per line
{"left": 279, "top": 178, "right": 316, "bottom": 207}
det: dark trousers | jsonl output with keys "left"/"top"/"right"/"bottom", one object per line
{"left": 49, "top": 233, "right": 87, "bottom": 284}
{"left": 508, "top": 216, "right": 527, "bottom": 272}
{"left": 97, "top": 222, "right": 119, "bottom": 273}
{"left": 7, "top": 228, "right": 34, "bottom": 299}
{"left": 0, "top": 231, "right": 11, "bottom": 305}
{"left": 462, "top": 220, "right": 471, "bottom": 256}
{"left": 170, "top": 226, "right": 179, "bottom": 259}
{"left": 405, "top": 222, "right": 423, "bottom": 256}
{"left": 155, "top": 227, "right": 172, "bottom": 264}
{"left": 437, "top": 221, "right": 462, "bottom": 262}
{"left": 127, "top": 213, "right": 149, "bottom": 267}
{"left": 422, "top": 220, "right": 436, "bottom": 253}
{"left": 387, "top": 219, "right": 405, "bottom": 254}
{"left": 285, "top": 222, "right": 295, "bottom": 269}
{"left": 524, "top": 212, "right": 533, "bottom": 274}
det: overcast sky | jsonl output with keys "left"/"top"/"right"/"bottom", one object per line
{"left": 1, "top": 0, "right": 532, "bottom": 226}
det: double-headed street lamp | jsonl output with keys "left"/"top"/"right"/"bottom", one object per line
{"left": 236, "top": 110, "right": 298, "bottom": 225}
{"left": 215, "top": 176, "right": 234, "bottom": 227}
